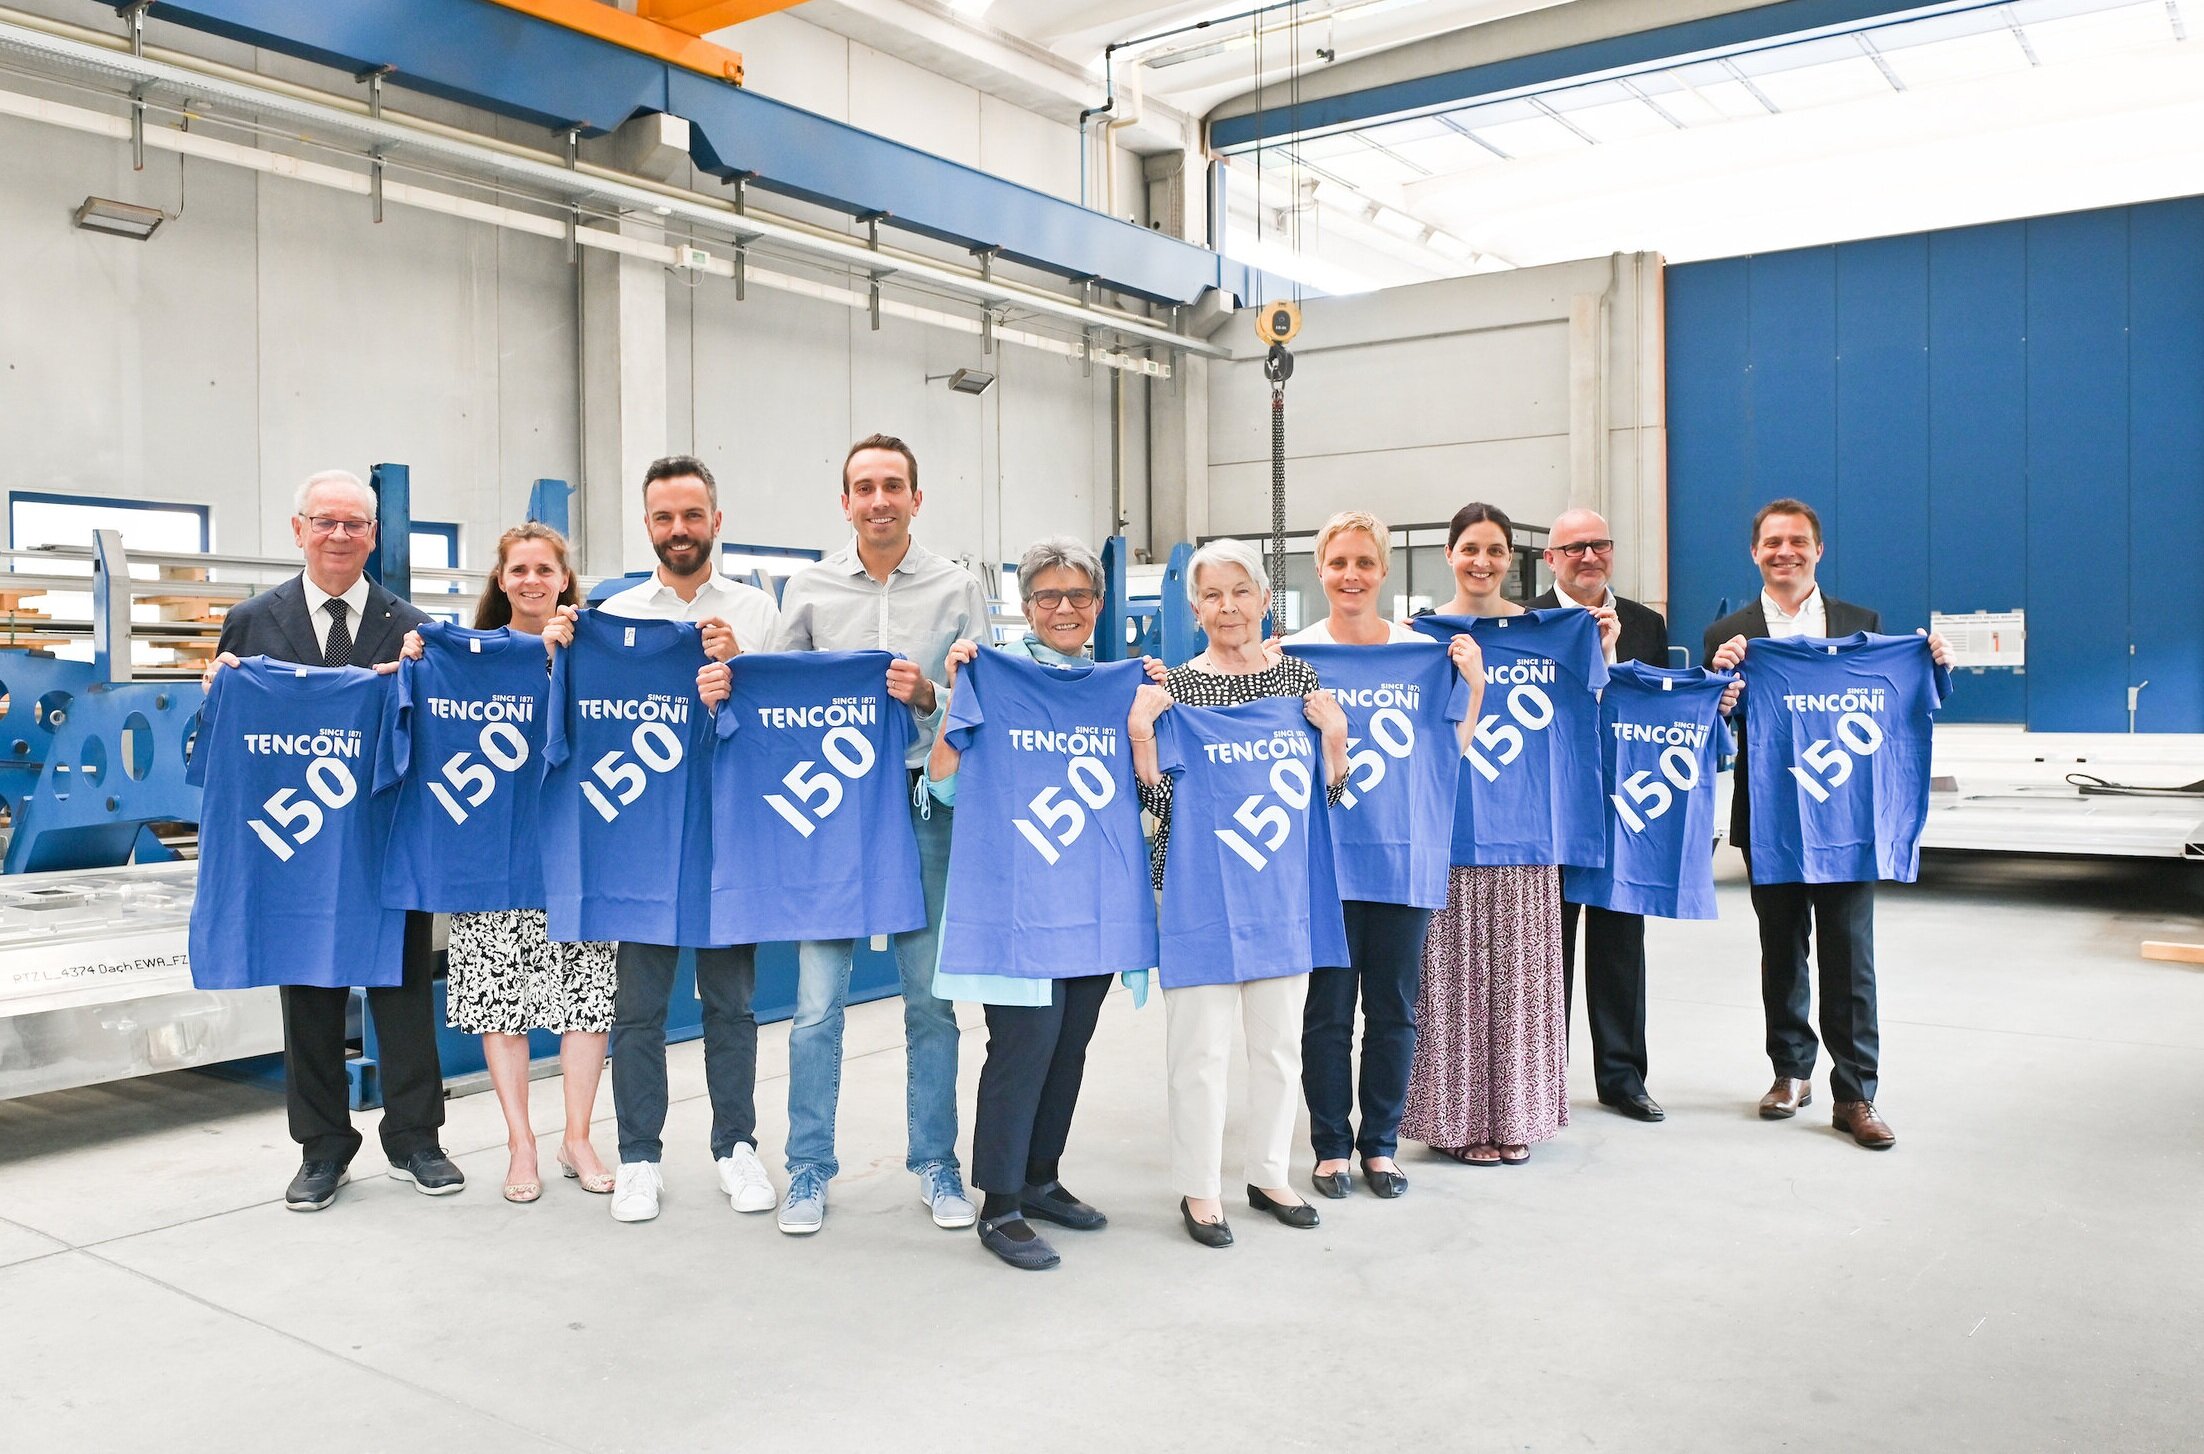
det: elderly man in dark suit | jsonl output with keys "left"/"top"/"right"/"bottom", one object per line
{"left": 1532, "top": 508, "right": 1670, "bottom": 1122}
{"left": 203, "top": 468, "right": 461, "bottom": 1209}
{"left": 1705, "top": 498, "right": 1949, "bottom": 1151}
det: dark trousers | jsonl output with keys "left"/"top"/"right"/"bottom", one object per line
{"left": 1561, "top": 900, "right": 1650, "bottom": 1101}
{"left": 611, "top": 942, "right": 759, "bottom": 1164}
{"left": 283, "top": 910, "right": 443, "bottom": 1165}
{"left": 1301, "top": 900, "right": 1432, "bottom": 1162}
{"left": 1745, "top": 867, "right": 1879, "bottom": 1103}
{"left": 970, "top": 973, "right": 1112, "bottom": 1195}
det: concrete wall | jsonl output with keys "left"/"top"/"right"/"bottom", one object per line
{"left": 0, "top": 0, "right": 1135, "bottom": 580}
{"left": 1200, "top": 253, "right": 1668, "bottom": 606}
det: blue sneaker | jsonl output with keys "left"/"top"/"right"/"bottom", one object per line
{"left": 778, "top": 1166, "right": 827, "bottom": 1236}
{"left": 915, "top": 1160, "right": 976, "bottom": 1229}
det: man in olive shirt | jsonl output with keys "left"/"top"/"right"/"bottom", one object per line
{"left": 772, "top": 433, "right": 990, "bottom": 1236}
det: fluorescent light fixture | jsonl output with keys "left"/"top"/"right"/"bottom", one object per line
{"left": 72, "top": 195, "right": 164, "bottom": 240}
{"left": 929, "top": 368, "right": 997, "bottom": 395}
{"left": 946, "top": 0, "right": 994, "bottom": 17}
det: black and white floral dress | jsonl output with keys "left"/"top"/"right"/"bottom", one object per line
{"left": 446, "top": 910, "right": 616, "bottom": 1035}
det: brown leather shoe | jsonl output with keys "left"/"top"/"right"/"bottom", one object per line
{"left": 1833, "top": 1100, "right": 1896, "bottom": 1150}
{"left": 1758, "top": 1077, "right": 1811, "bottom": 1119}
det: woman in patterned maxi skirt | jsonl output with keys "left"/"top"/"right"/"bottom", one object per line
{"left": 1400, "top": 503, "right": 1616, "bottom": 1165}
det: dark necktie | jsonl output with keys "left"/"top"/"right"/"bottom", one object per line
{"left": 322, "top": 599, "right": 353, "bottom": 668}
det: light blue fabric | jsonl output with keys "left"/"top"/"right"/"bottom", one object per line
{"left": 930, "top": 633, "right": 1153, "bottom": 1008}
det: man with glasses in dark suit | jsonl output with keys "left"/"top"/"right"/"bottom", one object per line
{"left": 202, "top": 469, "right": 460, "bottom": 1209}
{"left": 1531, "top": 508, "right": 1670, "bottom": 1123}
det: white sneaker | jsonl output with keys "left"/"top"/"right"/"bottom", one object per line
{"left": 610, "top": 1161, "right": 663, "bottom": 1223}
{"left": 717, "top": 1144, "right": 776, "bottom": 1213}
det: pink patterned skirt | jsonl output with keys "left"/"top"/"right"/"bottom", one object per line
{"left": 1400, "top": 864, "right": 1569, "bottom": 1149}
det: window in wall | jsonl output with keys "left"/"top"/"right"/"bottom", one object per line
{"left": 722, "top": 543, "right": 821, "bottom": 602}
{"left": 6, "top": 492, "right": 213, "bottom": 667}
{"left": 409, "top": 521, "right": 464, "bottom": 623}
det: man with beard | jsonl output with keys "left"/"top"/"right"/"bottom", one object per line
{"left": 594, "top": 455, "right": 783, "bottom": 1224}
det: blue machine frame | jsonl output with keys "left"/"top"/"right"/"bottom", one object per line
{"left": 100, "top": 0, "right": 1254, "bottom": 307}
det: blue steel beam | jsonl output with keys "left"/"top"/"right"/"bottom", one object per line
{"left": 103, "top": 0, "right": 1252, "bottom": 306}
{"left": 1210, "top": 0, "right": 1989, "bottom": 150}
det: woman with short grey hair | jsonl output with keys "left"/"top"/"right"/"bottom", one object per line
{"left": 928, "top": 535, "right": 1162, "bottom": 1270}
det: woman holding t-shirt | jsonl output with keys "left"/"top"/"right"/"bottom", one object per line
{"left": 1283, "top": 512, "right": 1481, "bottom": 1201}
{"left": 1401, "top": 503, "right": 1614, "bottom": 1168}
{"left": 1129, "top": 538, "right": 1350, "bottom": 1249}
{"left": 401, "top": 524, "right": 616, "bottom": 1204}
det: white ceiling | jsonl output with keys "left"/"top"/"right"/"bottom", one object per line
{"left": 1210, "top": 0, "right": 2204, "bottom": 291}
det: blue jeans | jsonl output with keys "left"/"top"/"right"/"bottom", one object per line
{"left": 785, "top": 789, "right": 960, "bottom": 1180}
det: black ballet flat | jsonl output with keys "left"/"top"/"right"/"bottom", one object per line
{"left": 1246, "top": 1184, "right": 1321, "bottom": 1229}
{"left": 1360, "top": 1163, "right": 1409, "bottom": 1199}
{"left": 1179, "top": 1197, "right": 1234, "bottom": 1249}
{"left": 1309, "top": 1168, "right": 1353, "bottom": 1200}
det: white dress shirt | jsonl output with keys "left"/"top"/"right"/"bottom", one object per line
{"left": 1760, "top": 587, "right": 1828, "bottom": 640}
{"left": 599, "top": 568, "right": 781, "bottom": 652}
{"left": 299, "top": 571, "right": 371, "bottom": 661}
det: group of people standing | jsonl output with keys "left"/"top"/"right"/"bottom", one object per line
{"left": 209, "top": 438, "right": 1938, "bottom": 1271}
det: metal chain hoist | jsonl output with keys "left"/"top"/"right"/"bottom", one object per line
{"left": 1255, "top": 300, "right": 1302, "bottom": 636}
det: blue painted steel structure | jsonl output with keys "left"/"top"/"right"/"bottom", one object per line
{"left": 526, "top": 477, "right": 572, "bottom": 538}
{"left": 368, "top": 461, "right": 412, "bottom": 602}
{"left": 3, "top": 678, "right": 203, "bottom": 873}
{"left": 103, "top": 0, "right": 1250, "bottom": 307}
{"left": 1210, "top": 0, "right": 1998, "bottom": 150}
{"left": 1664, "top": 195, "right": 2204, "bottom": 733}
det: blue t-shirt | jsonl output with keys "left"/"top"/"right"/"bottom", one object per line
{"left": 540, "top": 610, "right": 716, "bottom": 945}
{"left": 1740, "top": 632, "right": 1952, "bottom": 885}
{"left": 708, "top": 649, "right": 923, "bottom": 945}
{"left": 1412, "top": 608, "right": 1609, "bottom": 867}
{"left": 1284, "top": 640, "right": 1467, "bottom": 909}
{"left": 376, "top": 622, "right": 550, "bottom": 913}
{"left": 1152, "top": 697, "right": 1350, "bottom": 989}
{"left": 186, "top": 657, "right": 406, "bottom": 989}
{"left": 1563, "top": 663, "right": 1734, "bottom": 919}
{"left": 937, "top": 651, "right": 1156, "bottom": 978}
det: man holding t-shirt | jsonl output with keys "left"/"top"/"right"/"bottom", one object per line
{"left": 1533, "top": 508, "right": 1671, "bottom": 1123}
{"left": 771, "top": 433, "right": 991, "bottom": 1236}
{"left": 1706, "top": 499, "right": 1949, "bottom": 1151}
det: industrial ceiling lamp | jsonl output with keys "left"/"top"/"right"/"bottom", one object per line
{"left": 928, "top": 368, "right": 997, "bottom": 396}
{"left": 72, "top": 196, "right": 166, "bottom": 240}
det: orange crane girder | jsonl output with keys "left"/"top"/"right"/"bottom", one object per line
{"left": 478, "top": 0, "right": 749, "bottom": 83}
{"left": 637, "top": 0, "right": 812, "bottom": 35}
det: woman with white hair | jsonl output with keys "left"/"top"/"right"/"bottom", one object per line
{"left": 1129, "top": 538, "right": 1350, "bottom": 1248}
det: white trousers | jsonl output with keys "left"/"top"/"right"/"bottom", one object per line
{"left": 1163, "top": 974, "right": 1309, "bottom": 1200}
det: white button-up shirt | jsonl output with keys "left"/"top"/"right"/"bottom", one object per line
{"left": 773, "top": 537, "right": 992, "bottom": 765}
{"left": 599, "top": 568, "right": 781, "bottom": 652}
{"left": 299, "top": 571, "right": 371, "bottom": 661}
{"left": 1761, "top": 586, "right": 1828, "bottom": 640}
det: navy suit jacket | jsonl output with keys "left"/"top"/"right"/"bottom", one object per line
{"left": 1529, "top": 587, "right": 1669, "bottom": 669}
{"left": 215, "top": 573, "right": 428, "bottom": 669}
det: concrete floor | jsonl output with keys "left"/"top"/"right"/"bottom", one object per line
{"left": 4, "top": 853, "right": 2201, "bottom": 1453}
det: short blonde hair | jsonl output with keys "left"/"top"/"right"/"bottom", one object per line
{"left": 1186, "top": 538, "right": 1269, "bottom": 602}
{"left": 1313, "top": 511, "right": 1390, "bottom": 575}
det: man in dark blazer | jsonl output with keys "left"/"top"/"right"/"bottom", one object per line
{"left": 1534, "top": 508, "right": 1669, "bottom": 1122}
{"left": 205, "top": 469, "right": 461, "bottom": 1209}
{"left": 1705, "top": 497, "right": 1946, "bottom": 1151}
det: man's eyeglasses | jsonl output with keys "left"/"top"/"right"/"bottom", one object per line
{"left": 1552, "top": 539, "right": 1614, "bottom": 559}
{"left": 1029, "top": 588, "right": 1099, "bottom": 610}
{"left": 304, "top": 516, "right": 375, "bottom": 539}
